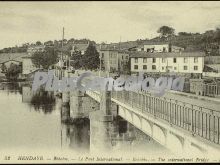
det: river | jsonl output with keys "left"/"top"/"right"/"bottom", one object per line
{"left": 0, "top": 82, "right": 168, "bottom": 157}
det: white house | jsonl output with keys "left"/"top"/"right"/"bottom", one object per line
{"left": 137, "top": 42, "right": 184, "bottom": 53}
{"left": 130, "top": 51, "right": 205, "bottom": 74}
{"left": 27, "top": 45, "right": 45, "bottom": 55}
{"left": 144, "top": 43, "right": 170, "bottom": 53}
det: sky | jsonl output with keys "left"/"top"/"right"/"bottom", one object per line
{"left": 0, "top": 1, "right": 220, "bottom": 49}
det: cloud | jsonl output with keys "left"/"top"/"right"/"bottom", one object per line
{"left": 0, "top": 1, "right": 220, "bottom": 48}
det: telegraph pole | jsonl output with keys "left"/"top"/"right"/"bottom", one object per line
{"left": 61, "top": 27, "right": 64, "bottom": 61}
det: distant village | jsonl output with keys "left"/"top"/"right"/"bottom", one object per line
{"left": 1, "top": 26, "right": 220, "bottom": 98}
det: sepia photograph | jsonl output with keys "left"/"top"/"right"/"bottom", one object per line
{"left": 0, "top": 1, "right": 220, "bottom": 163}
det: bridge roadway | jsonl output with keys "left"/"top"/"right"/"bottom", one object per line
{"left": 60, "top": 70, "right": 220, "bottom": 155}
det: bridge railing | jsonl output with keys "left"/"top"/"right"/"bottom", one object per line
{"left": 111, "top": 90, "right": 220, "bottom": 145}
{"left": 62, "top": 70, "right": 220, "bottom": 145}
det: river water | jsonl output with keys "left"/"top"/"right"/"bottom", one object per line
{"left": 0, "top": 82, "right": 168, "bottom": 158}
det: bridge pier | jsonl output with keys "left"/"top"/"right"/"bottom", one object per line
{"left": 69, "top": 90, "right": 86, "bottom": 119}
{"left": 89, "top": 90, "right": 115, "bottom": 153}
{"left": 61, "top": 92, "right": 70, "bottom": 123}
{"left": 99, "top": 90, "right": 113, "bottom": 122}
{"left": 62, "top": 91, "right": 70, "bottom": 106}
{"left": 61, "top": 103, "right": 70, "bottom": 123}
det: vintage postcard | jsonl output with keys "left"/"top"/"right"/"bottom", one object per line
{"left": 0, "top": 1, "right": 220, "bottom": 163}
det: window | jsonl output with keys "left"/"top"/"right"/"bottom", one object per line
{"left": 152, "top": 65, "right": 156, "bottom": 70}
{"left": 194, "top": 57, "right": 198, "bottom": 63}
{"left": 184, "top": 57, "right": 188, "bottom": 63}
{"left": 135, "top": 58, "right": 138, "bottom": 63}
{"left": 162, "top": 58, "right": 165, "bottom": 63}
{"left": 143, "top": 65, "right": 147, "bottom": 69}
{"left": 153, "top": 58, "right": 156, "bottom": 63}
{"left": 134, "top": 65, "right": 138, "bottom": 69}
{"left": 184, "top": 66, "right": 188, "bottom": 70}
{"left": 173, "top": 58, "right": 177, "bottom": 63}
{"left": 194, "top": 66, "right": 198, "bottom": 70}
{"left": 143, "top": 58, "right": 147, "bottom": 63}
{"left": 163, "top": 47, "right": 166, "bottom": 52}
{"left": 174, "top": 67, "right": 177, "bottom": 70}
{"left": 162, "top": 67, "right": 164, "bottom": 70}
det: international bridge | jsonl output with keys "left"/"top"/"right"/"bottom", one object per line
{"left": 57, "top": 70, "right": 220, "bottom": 155}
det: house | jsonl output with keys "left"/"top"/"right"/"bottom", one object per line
{"left": 136, "top": 42, "right": 184, "bottom": 53}
{"left": 144, "top": 43, "right": 170, "bottom": 53}
{"left": 70, "top": 40, "right": 90, "bottom": 55}
{"left": 27, "top": 45, "right": 45, "bottom": 55}
{"left": 99, "top": 48, "right": 129, "bottom": 73}
{"left": 130, "top": 51, "right": 205, "bottom": 76}
{"left": 0, "top": 53, "right": 28, "bottom": 72}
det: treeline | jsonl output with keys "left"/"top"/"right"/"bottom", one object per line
{"left": 0, "top": 38, "right": 95, "bottom": 54}
{"left": 152, "top": 26, "right": 220, "bottom": 54}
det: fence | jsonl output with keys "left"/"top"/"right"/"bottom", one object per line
{"left": 203, "top": 83, "right": 220, "bottom": 97}
{"left": 111, "top": 90, "right": 220, "bottom": 145}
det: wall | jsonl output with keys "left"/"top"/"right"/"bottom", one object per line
{"left": 144, "top": 44, "right": 169, "bottom": 52}
{"left": 131, "top": 56, "right": 204, "bottom": 74}
{"left": 22, "top": 58, "right": 38, "bottom": 75}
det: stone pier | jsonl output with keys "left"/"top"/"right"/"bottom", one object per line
{"left": 69, "top": 90, "right": 86, "bottom": 119}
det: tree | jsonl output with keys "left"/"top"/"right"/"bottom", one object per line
{"left": 70, "top": 51, "right": 83, "bottom": 69}
{"left": 178, "top": 32, "right": 192, "bottom": 36}
{"left": 81, "top": 44, "right": 100, "bottom": 70}
{"left": 31, "top": 47, "right": 59, "bottom": 70}
{"left": 214, "top": 28, "right": 220, "bottom": 43}
{"left": 157, "top": 26, "right": 175, "bottom": 38}
{"left": 36, "top": 41, "right": 42, "bottom": 45}
{"left": 5, "top": 63, "right": 22, "bottom": 81}
{"left": 44, "top": 40, "right": 53, "bottom": 46}
{"left": 1, "top": 63, "right": 7, "bottom": 73}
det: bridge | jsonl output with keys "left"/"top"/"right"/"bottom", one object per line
{"left": 56, "top": 69, "right": 220, "bottom": 155}
{"left": 85, "top": 89, "right": 220, "bottom": 155}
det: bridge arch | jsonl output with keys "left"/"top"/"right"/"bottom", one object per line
{"left": 132, "top": 113, "right": 142, "bottom": 129}
{"left": 142, "top": 119, "right": 153, "bottom": 137}
{"left": 124, "top": 109, "right": 133, "bottom": 123}
{"left": 166, "top": 132, "right": 183, "bottom": 153}
{"left": 118, "top": 106, "right": 126, "bottom": 118}
{"left": 185, "top": 143, "right": 205, "bottom": 156}
{"left": 152, "top": 124, "right": 166, "bottom": 145}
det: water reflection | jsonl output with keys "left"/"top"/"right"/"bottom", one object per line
{"left": 61, "top": 118, "right": 90, "bottom": 152}
{"left": 0, "top": 82, "right": 22, "bottom": 94}
{"left": 22, "top": 86, "right": 56, "bottom": 114}
{"left": 30, "top": 91, "right": 55, "bottom": 114}
{"left": 0, "top": 83, "right": 166, "bottom": 155}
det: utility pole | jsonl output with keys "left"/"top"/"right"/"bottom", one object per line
{"left": 61, "top": 27, "right": 64, "bottom": 61}
{"left": 60, "top": 27, "right": 64, "bottom": 78}
{"left": 119, "top": 36, "right": 121, "bottom": 50}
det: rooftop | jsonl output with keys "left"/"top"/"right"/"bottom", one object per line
{"left": 0, "top": 53, "right": 30, "bottom": 64}
{"left": 130, "top": 51, "right": 206, "bottom": 58}
{"left": 204, "top": 64, "right": 220, "bottom": 72}
{"left": 73, "top": 43, "right": 89, "bottom": 52}
{"left": 142, "top": 42, "right": 170, "bottom": 45}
